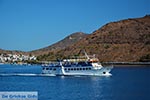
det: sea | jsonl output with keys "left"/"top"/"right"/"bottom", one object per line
{"left": 0, "top": 64, "right": 150, "bottom": 100}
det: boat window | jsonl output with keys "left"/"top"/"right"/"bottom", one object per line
{"left": 68, "top": 68, "right": 70, "bottom": 70}
{"left": 50, "top": 68, "right": 52, "bottom": 70}
{"left": 74, "top": 68, "right": 76, "bottom": 70}
{"left": 77, "top": 68, "right": 79, "bottom": 70}
{"left": 83, "top": 68, "right": 85, "bottom": 70}
{"left": 64, "top": 68, "right": 67, "bottom": 70}
{"left": 46, "top": 68, "right": 49, "bottom": 70}
{"left": 80, "top": 68, "right": 82, "bottom": 70}
{"left": 86, "top": 68, "right": 88, "bottom": 70}
{"left": 89, "top": 68, "right": 91, "bottom": 70}
{"left": 53, "top": 68, "right": 56, "bottom": 71}
{"left": 71, "top": 68, "right": 73, "bottom": 70}
{"left": 43, "top": 67, "right": 45, "bottom": 70}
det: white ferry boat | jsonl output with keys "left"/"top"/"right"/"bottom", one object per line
{"left": 42, "top": 52, "right": 113, "bottom": 76}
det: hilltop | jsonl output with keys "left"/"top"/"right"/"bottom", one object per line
{"left": 30, "top": 32, "right": 88, "bottom": 56}
{"left": 53, "top": 15, "right": 150, "bottom": 62}
{"left": 0, "top": 32, "right": 88, "bottom": 56}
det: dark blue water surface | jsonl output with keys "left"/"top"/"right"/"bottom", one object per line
{"left": 0, "top": 64, "right": 150, "bottom": 100}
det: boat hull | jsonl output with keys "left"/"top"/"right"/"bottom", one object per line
{"left": 42, "top": 66, "right": 113, "bottom": 76}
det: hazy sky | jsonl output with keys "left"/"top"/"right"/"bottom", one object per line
{"left": 0, "top": 0, "right": 149, "bottom": 51}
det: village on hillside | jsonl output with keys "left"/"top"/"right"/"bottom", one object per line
{"left": 0, "top": 53, "right": 37, "bottom": 64}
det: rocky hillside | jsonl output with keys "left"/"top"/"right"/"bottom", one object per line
{"left": 1, "top": 15, "right": 150, "bottom": 62}
{"left": 30, "top": 32, "right": 88, "bottom": 56}
{"left": 56, "top": 15, "right": 150, "bottom": 62}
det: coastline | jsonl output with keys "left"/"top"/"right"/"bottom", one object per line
{"left": 102, "top": 62, "right": 150, "bottom": 67}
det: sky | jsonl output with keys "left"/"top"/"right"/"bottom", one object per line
{"left": 0, "top": 0, "right": 150, "bottom": 51}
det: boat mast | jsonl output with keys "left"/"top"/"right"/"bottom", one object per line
{"left": 83, "top": 50, "right": 90, "bottom": 60}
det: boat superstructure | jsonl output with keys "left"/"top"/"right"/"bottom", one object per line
{"left": 41, "top": 52, "right": 113, "bottom": 76}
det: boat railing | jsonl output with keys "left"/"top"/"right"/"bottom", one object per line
{"left": 42, "top": 60, "right": 94, "bottom": 67}
{"left": 42, "top": 62, "right": 61, "bottom": 67}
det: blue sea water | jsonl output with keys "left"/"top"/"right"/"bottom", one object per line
{"left": 0, "top": 64, "right": 150, "bottom": 100}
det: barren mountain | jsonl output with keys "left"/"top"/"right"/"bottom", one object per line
{"left": 57, "top": 15, "right": 150, "bottom": 62}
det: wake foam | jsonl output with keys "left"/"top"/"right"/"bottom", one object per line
{"left": 0, "top": 73, "right": 56, "bottom": 77}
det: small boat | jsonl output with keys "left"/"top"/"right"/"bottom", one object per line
{"left": 41, "top": 51, "right": 113, "bottom": 76}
